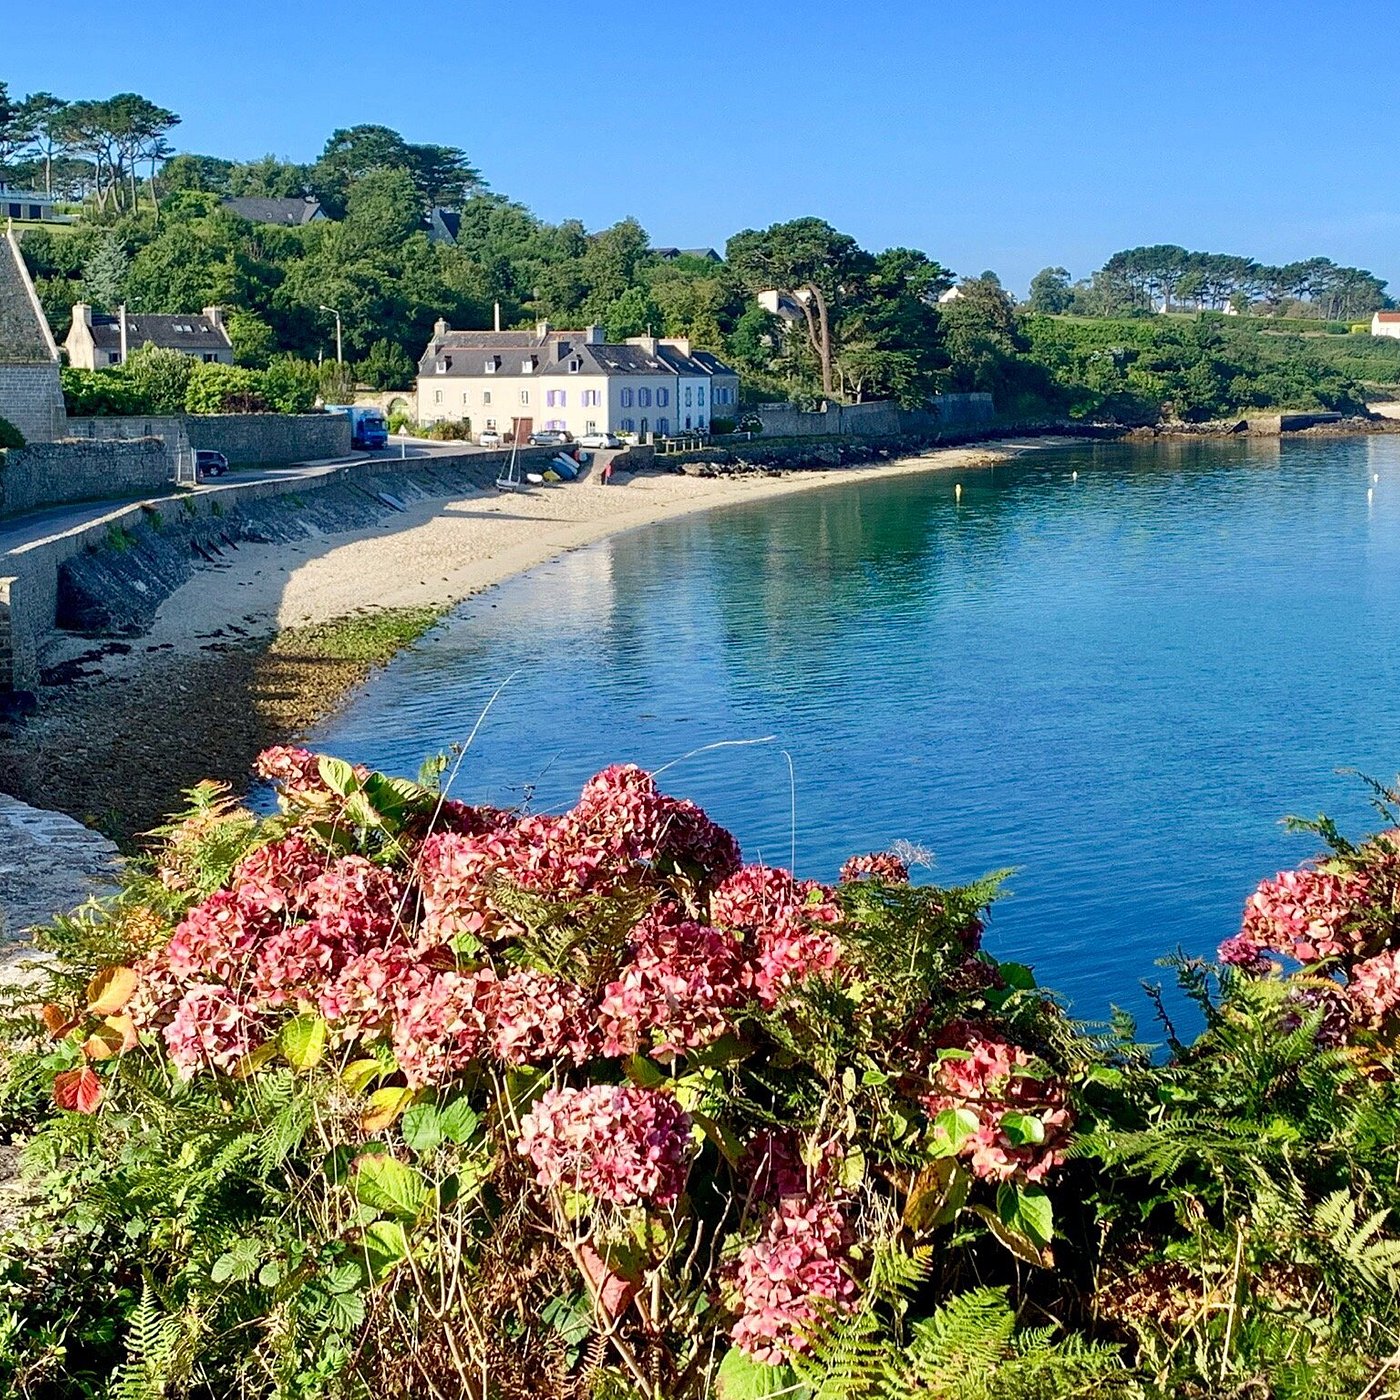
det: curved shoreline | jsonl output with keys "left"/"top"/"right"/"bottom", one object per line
{"left": 0, "top": 441, "right": 1051, "bottom": 845}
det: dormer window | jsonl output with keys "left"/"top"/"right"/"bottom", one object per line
{"left": 521, "top": 356, "right": 537, "bottom": 373}
{"left": 436, "top": 356, "right": 450, "bottom": 374}
{"left": 485, "top": 355, "right": 499, "bottom": 374}
{"left": 569, "top": 357, "right": 581, "bottom": 373}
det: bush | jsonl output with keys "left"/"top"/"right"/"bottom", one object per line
{"left": 0, "top": 415, "right": 24, "bottom": 449}
{"left": 184, "top": 362, "right": 269, "bottom": 414}
{"left": 3, "top": 754, "right": 1400, "bottom": 1398}
{"left": 386, "top": 411, "right": 413, "bottom": 435}
{"left": 421, "top": 417, "right": 472, "bottom": 441}
{"left": 709, "top": 416, "right": 737, "bottom": 435}
{"left": 60, "top": 366, "right": 145, "bottom": 417}
{"left": 120, "top": 343, "right": 195, "bottom": 415}
{"left": 262, "top": 354, "right": 320, "bottom": 414}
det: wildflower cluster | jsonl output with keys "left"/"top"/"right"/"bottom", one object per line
{"left": 41, "top": 747, "right": 1079, "bottom": 1378}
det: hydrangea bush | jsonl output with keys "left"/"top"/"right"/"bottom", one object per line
{"left": 5, "top": 755, "right": 1400, "bottom": 1399}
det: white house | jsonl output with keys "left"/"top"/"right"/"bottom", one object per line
{"left": 65, "top": 303, "right": 234, "bottom": 370}
{"left": 1372, "top": 311, "right": 1400, "bottom": 340}
{"left": 416, "top": 321, "right": 739, "bottom": 438}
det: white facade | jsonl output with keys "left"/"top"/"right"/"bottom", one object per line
{"left": 1372, "top": 313, "right": 1400, "bottom": 340}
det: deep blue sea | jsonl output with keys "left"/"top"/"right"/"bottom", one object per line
{"left": 310, "top": 436, "right": 1400, "bottom": 1026}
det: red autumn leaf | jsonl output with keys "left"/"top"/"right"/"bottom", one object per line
{"left": 83, "top": 1015, "right": 139, "bottom": 1061}
{"left": 53, "top": 1067, "right": 103, "bottom": 1114}
{"left": 577, "top": 1241, "right": 641, "bottom": 1319}
{"left": 40, "top": 1003, "right": 80, "bottom": 1038}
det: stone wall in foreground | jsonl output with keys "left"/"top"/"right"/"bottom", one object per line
{"left": 0, "top": 438, "right": 173, "bottom": 517}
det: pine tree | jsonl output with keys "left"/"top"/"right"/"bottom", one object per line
{"left": 82, "top": 232, "right": 131, "bottom": 311}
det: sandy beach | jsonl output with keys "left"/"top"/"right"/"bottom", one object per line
{"left": 0, "top": 442, "right": 1034, "bottom": 840}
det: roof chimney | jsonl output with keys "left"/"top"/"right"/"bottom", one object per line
{"left": 433, "top": 317, "right": 449, "bottom": 338}
{"left": 584, "top": 324, "right": 604, "bottom": 345}
{"left": 118, "top": 304, "right": 128, "bottom": 363}
{"left": 662, "top": 336, "right": 692, "bottom": 357}
{"left": 536, "top": 319, "right": 551, "bottom": 340}
{"left": 493, "top": 301, "right": 501, "bottom": 332}
{"left": 202, "top": 305, "right": 224, "bottom": 331}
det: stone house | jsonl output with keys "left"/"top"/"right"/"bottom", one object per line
{"left": 416, "top": 321, "right": 739, "bottom": 438}
{"left": 0, "top": 228, "right": 65, "bottom": 441}
{"left": 65, "top": 303, "right": 235, "bottom": 370}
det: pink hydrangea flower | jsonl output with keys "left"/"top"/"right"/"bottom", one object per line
{"left": 596, "top": 907, "right": 746, "bottom": 1059}
{"left": 490, "top": 969, "right": 593, "bottom": 1065}
{"left": 921, "top": 1027, "right": 1073, "bottom": 1185}
{"left": 1234, "top": 867, "right": 1374, "bottom": 964}
{"left": 839, "top": 852, "right": 910, "bottom": 885}
{"left": 516, "top": 1083, "right": 694, "bottom": 1206}
{"left": 711, "top": 865, "right": 844, "bottom": 1006}
{"left": 319, "top": 945, "right": 430, "bottom": 1033}
{"left": 231, "top": 834, "right": 328, "bottom": 916}
{"left": 163, "top": 984, "right": 269, "bottom": 1078}
{"left": 391, "top": 968, "right": 498, "bottom": 1088}
{"left": 1349, "top": 949, "right": 1400, "bottom": 1027}
{"left": 165, "top": 889, "right": 273, "bottom": 986}
{"left": 1218, "top": 933, "right": 1273, "bottom": 976}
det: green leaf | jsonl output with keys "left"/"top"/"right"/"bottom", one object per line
{"left": 352, "top": 1153, "right": 429, "bottom": 1222}
{"left": 401, "top": 1099, "right": 444, "bottom": 1155}
{"left": 933, "top": 1106, "right": 981, "bottom": 1153}
{"left": 322, "top": 1287, "right": 366, "bottom": 1332}
{"left": 210, "top": 1237, "right": 261, "bottom": 1284}
{"left": 999, "top": 1111, "right": 1047, "bottom": 1147}
{"left": 715, "top": 1346, "right": 802, "bottom": 1398}
{"left": 317, "top": 755, "right": 361, "bottom": 797}
{"left": 278, "top": 1015, "right": 328, "bottom": 1072}
{"left": 361, "top": 1219, "right": 412, "bottom": 1281}
{"left": 622, "top": 1053, "right": 668, "bottom": 1088}
{"left": 438, "top": 1095, "right": 482, "bottom": 1145}
{"left": 342, "top": 1058, "right": 387, "bottom": 1094}
{"left": 998, "top": 1183, "right": 1054, "bottom": 1248}
{"left": 996, "top": 961, "right": 1037, "bottom": 990}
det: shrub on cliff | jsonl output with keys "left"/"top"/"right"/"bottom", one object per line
{"left": 1, "top": 756, "right": 1399, "bottom": 1398}
{"left": 0, "top": 415, "right": 24, "bottom": 449}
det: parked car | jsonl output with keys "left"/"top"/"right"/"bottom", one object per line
{"left": 577, "top": 431, "right": 622, "bottom": 449}
{"left": 478, "top": 429, "right": 503, "bottom": 447}
{"left": 529, "top": 429, "right": 572, "bottom": 447}
{"left": 195, "top": 450, "right": 228, "bottom": 478}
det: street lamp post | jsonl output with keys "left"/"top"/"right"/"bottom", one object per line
{"left": 318, "top": 305, "right": 343, "bottom": 363}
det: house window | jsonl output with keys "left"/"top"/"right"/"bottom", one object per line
{"left": 698, "top": 416, "right": 707, "bottom": 430}
{"left": 585, "top": 420, "right": 597, "bottom": 433}
{"left": 463, "top": 391, "right": 470, "bottom": 404}
{"left": 685, "top": 415, "right": 692, "bottom": 430}
{"left": 569, "top": 358, "right": 581, "bottom": 373}
{"left": 582, "top": 389, "right": 600, "bottom": 407}
{"left": 640, "top": 417, "right": 649, "bottom": 435}
{"left": 436, "top": 360, "right": 447, "bottom": 374}
{"left": 203, "top": 353, "right": 219, "bottom": 363}
{"left": 621, "top": 388, "right": 633, "bottom": 407}
{"left": 28, "top": 205, "right": 41, "bottom": 220}
{"left": 622, "top": 418, "right": 635, "bottom": 432}
{"left": 483, "top": 391, "right": 491, "bottom": 405}
{"left": 697, "top": 386, "right": 705, "bottom": 404}
{"left": 485, "top": 357, "right": 498, "bottom": 374}
{"left": 657, "top": 417, "right": 669, "bottom": 435}
{"left": 108, "top": 351, "right": 121, "bottom": 365}
{"left": 434, "top": 390, "right": 443, "bottom": 404}
{"left": 520, "top": 390, "right": 529, "bottom": 404}
{"left": 485, "top": 417, "right": 496, "bottom": 429}
{"left": 657, "top": 388, "right": 669, "bottom": 407}
{"left": 5, "top": 203, "right": 19, "bottom": 218}
{"left": 685, "top": 386, "right": 693, "bottom": 407}
{"left": 638, "top": 387, "right": 651, "bottom": 407}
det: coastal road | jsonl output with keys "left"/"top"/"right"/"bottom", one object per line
{"left": 0, "top": 441, "right": 464, "bottom": 560}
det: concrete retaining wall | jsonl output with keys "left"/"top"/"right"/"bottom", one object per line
{"left": 0, "top": 446, "right": 556, "bottom": 691}
{"left": 753, "top": 394, "right": 995, "bottom": 438}
{"left": 64, "top": 412, "right": 352, "bottom": 468}
{"left": 0, "top": 438, "right": 173, "bottom": 516}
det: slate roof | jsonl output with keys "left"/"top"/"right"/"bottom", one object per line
{"left": 689, "top": 349, "right": 740, "bottom": 377}
{"left": 0, "top": 232, "right": 58, "bottom": 363}
{"left": 428, "top": 208, "right": 462, "bottom": 243}
{"left": 89, "top": 312, "right": 231, "bottom": 354}
{"left": 651, "top": 247, "right": 723, "bottom": 262}
{"left": 222, "top": 196, "right": 325, "bottom": 226}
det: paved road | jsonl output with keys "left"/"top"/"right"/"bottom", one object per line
{"left": 0, "top": 442, "right": 460, "bottom": 560}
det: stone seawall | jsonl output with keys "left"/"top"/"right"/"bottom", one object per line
{"left": 0, "top": 446, "right": 555, "bottom": 689}
{"left": 751, "top": 394, "right": 996, "bottom": 438}
{"left": 0, "top": 437, "right": 173, "bottom": 516}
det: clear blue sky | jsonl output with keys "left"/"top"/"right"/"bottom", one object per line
{"left": 8, "top": 0, "right": 1396, "bottom": 294}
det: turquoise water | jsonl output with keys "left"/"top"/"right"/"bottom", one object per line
{"left": 311, "top": 436, "right": 1400, "bottom": 1023}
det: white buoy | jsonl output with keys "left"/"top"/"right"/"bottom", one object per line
{"left": 955, "top": 483, "right": 962, "bottom": 501}
{"left": 1368, "top": 487, "right": 1375, "bottom": 504}
{"left": 1374, "top": 473, "right": 1381, "bottom": 484}
{"left": 1072, "top": 470, "right": 1078, "bottom": 481}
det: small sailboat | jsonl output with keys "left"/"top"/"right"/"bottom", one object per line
{"left": 495, "top": 421, "right": 523, "bottom": 492}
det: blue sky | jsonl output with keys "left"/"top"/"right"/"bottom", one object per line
{"left": 8, "top": 0, "right": 1396, "bottom": 293}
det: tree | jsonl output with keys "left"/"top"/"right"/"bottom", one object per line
{"left": 1027, "top": 267, "right": 1074, "bottom": 315}
{"left": 120, "top": 343, "right": 194, "bottom": 413}
{"left": 600, "top": 285, "right": 661, "bottom": 341}
{"left": 185, "top": 362, "right": 267, "bottom": 413}
{"left": 159, "top": 153, "right": 234, "bottom": 196}
{"left": 360, "top": 339, "right": 415, "bottom": 390}
{"left": 262, "top": 355, "right": 320, "bottom": 413}
{"left": 727, "top": 218, "right": 867, "bottom": 399}
{"left": 82, "top": 232, "right": 130, "bottom": 310}
{"left": 311, "top": 125, "right": 481, "bottom": 216}
{"left": 226, "top": 308, "right": 277, "bottom": 367}
{"left": 17, "top": 93, "right": 68, "bottom": 196}
{"left": 0, "top": 81, "right": 30, "bottom": 172}
{"left": 227, "top": 156, "right": 310, "bottom": 198}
